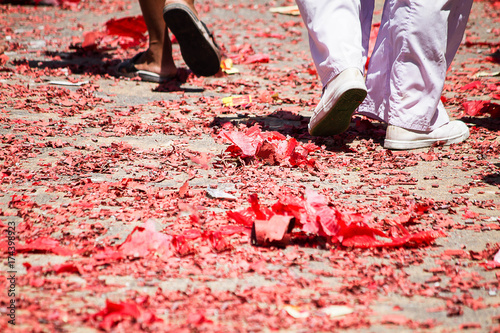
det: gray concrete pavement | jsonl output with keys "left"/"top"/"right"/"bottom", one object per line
{"left": 0, "top": 0, "right": 499, "bottom": 332}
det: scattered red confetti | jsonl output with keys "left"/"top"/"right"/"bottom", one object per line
{"left": 88, "top": 299, "right": 163, "bottom": 331}
{"left": 463, "top": 100, "right": 500, "bottom": 118}
{"left": 0, "top": 0, "right": 498, "bottom": 331}
{"left": 230, "top": 191, "right": 446, "bottom": 249}
{"left": 219, "top": 125, "right": 317, "bottom": 167}
{"left": 81, "top": 16, "right": 147, "bottom": 50}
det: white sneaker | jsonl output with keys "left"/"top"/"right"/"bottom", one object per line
{"left": 384, "top": 120, "right": 470, "bottom": 150}
{"left": 308, "top": 68, "right": 367, "bottom": 136}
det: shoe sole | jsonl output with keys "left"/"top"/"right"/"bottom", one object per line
{"left": 116, "top": 52, "right": 176, "bottom": 83}
{"left": 163, "top": 4, "right": 221, "bottom": 77}
{"left": 383, "top": 130, "right": 469, "bottom": 150}
{"left": 309, "top": 88, "right": 367, "bottom": 136}
{"left": 137, "top": 71, "right": 176, "bottom": 83}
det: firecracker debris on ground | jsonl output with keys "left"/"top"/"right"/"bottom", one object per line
{"left": 0, "top": 0, "right": 499, "bottom": 332}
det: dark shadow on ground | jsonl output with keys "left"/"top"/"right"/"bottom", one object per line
{"left": 482, "top": 172, "right": 500, "bottom": 187}
{"left": 462, "top": 114, "right": 500, "bottom": 187}
{"left": 481, "top": 162, "right": 500, "bottom": 187}
{"left": 24, "top": 49, "right": 117, "bottom": 76}
{"left": 25, "top": 49, "right": 201, "bottom": 92}
{"left": 210, "top": 110, "right": 387, "bottom": 153}
{"left": 460, "top": 116, "right": 500, "bottom": 132}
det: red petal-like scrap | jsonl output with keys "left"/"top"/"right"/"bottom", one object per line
{"left": 118, "top": 219, "right": 173, "bottom": 258}
{"left": 243, "top": 53, "right": 270, "bottom": 64}
{"left": 227, "top": 208, "right": 255, "bottom": 227}
{"left": 90, "top": 299, "right": 162, "bottom": 331}
{"left": 463, "top": 101, "right": 500, "bottom": 118}
{"left": 463, "top": 100, "right": 488, "bottom": 117}
{"left": 0, "top": 237, "right": 76, "bottom": 256}
{"left": 249, "top": 193, "right": 273, "bottom": 220}
{"left": 82, "top": 31, "right": 104, "bottom": 49}
{"left": 251, "top": 214, "right": 294, "bottom": 247}
{"left": 53, "top": 263, "right": 83, "bottom": 275}
{"left": 105, "top": 16, "right": 147, "bottom": 39}
{"left": 220, "top": 125, "right": 263, "bottom": 157}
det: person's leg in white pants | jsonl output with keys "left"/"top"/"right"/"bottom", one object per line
{"left": 296, "top": 0, "right": 473, "bottom": 149}
{"left": 295, "top": 0, "right": 373, "bottom": 85}
{"left": 359, "top": 0, "right": 473, "bottom": 132}
{"left": 296, "top": 0, "right": 372, "bottom": 136}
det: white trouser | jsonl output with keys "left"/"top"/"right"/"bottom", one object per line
{"left": 296, "top": 0, "right": 473, "bottom": 131}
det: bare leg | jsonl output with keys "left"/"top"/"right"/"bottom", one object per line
{"left": 135, "top": 0, "right": 177, "bottom": 77}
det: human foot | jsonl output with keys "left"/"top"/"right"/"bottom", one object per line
{"left": 117, "top": 50, "right": 177, "bottom": 83}
{"left": 384, "top": 120, "right": 470, "bottom": 150}
{"left": 308, "top": 68, "right": 367, "bottom": 136}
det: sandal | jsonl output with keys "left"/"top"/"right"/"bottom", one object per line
{"left": 163, "top": 3, "right": 221, "bottom": 77}
{"left": 117, "top": 52, "right": 176, "bottom": 83}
